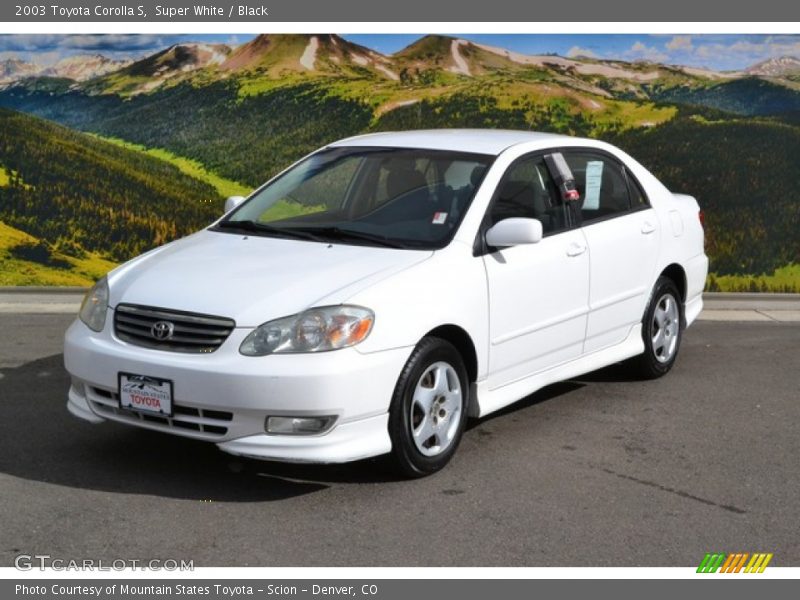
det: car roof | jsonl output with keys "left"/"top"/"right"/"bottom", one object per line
{"left": 328, "top": 129, "right": 595, "bottom": 156}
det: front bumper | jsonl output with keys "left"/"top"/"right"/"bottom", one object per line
{"left": 64, "top": 313, "right": 411, "bottom": 463}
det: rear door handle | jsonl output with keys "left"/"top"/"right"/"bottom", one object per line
{"left": 641, "top": 221, "right": 656, "bottom": 234}
{"left": 566, "top": 242, "right": 587, "bottom": 257}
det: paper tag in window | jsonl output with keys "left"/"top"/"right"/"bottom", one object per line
{"left": 583, "top": 161, "right": 604, "bottom": 210}
{"left": 432, "top": 212, "right": 448, "bottom": 225}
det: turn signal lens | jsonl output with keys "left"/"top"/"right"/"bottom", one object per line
{"left": 78, "top": 276, "right": 109, "bottom": 332}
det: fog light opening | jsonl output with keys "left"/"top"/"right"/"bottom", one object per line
{"left": 265, "top": 415, "right": 337, "bottom": 436}
{"left": 70, "top": 377, "right": 86, "bottom": 398}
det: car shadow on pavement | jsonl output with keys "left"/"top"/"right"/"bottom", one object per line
{"left": 0, "top": 354, "right": 406, "bottom": 501}
{"left": 570, "top": 361, "right": 642, "bottom": 383}
{"left": 0, "top": 354, "right": 631, "bottom": 495}
{"left": 467, "top": 380, "right": 586, "bottom": 428}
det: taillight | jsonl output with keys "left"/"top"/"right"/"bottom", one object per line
{"left": 698, "top": 210, "right": 705, "bottom": 228}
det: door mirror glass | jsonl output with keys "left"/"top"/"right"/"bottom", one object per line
{"left": 224, "top": 195, "right": 246, "bottom": 213}
{"left": 485, "top": 218, "right": 543, "bottom": 248}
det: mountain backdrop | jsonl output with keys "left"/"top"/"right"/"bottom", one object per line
{"left": 1, "top": 34, "right": 799, "bottom": 290}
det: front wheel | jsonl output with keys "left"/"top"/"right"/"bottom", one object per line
{"left": 388, "top": 337, "right": 469, "bottom": 478}
{"left": 631, "top": 276, "right": 683, "bottom": 379}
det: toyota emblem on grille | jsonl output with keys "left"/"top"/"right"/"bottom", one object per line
{"left": 151, "top": 321, "right": 175, "bottom": 340}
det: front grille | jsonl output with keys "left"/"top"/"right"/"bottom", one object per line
{"left": 114, "top": 303, "right": 235, "bottom": 353}
{"left": 88, "top": 386, "right": 233, "bottom": 438}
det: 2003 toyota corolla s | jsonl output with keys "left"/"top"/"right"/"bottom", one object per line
{"left": 64, "top": 129, "right": 707, "bottom": 476}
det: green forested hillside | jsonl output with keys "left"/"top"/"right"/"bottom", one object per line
{"left": 1, "top": 34, "right": 799, "bottom": 287}
{"left": 0, "top": 79, "right": 675, "bottom": 188}
{"left": 0, "top": 82, "right": 373, "bottom": 187}
{"left": 0, "top": 108, "right": 221, "bottom": 272}
{"left": 611, "top": 111, "right": 800, "bottom": 275}
{"left": 648, "top": 77, "right": 800, "bottom": 116}
{"left": 2, "top": 82, "right": 799, "bottom": 285}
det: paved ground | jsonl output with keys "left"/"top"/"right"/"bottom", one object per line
{"left": 0, "top": 314, "right": 798, "bottom": 567}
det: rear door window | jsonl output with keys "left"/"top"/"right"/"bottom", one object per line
{"left": 562, "top": 152, "right": 635, "bottom": 224}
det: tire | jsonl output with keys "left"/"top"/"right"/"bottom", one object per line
{"left": 631, "top": 276, "right": 684, "bottom": 379}
{"left": 388, "top": 337, "right": 470, "bottom": 478}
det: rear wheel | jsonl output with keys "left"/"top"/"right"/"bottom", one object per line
{"left": 388, "top": 337, "right": 469, "bottom": 478}
{"left": 632, "top": 276, "right": 683, "bottom": 379}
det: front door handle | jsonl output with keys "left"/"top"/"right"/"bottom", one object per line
{"left": 566, "top": 242, "right": 587, "bottom": 257}
{"left": 641, "top": 221, "right": 656, "bottom": 234}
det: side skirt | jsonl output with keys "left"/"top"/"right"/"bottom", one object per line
{"left": 472, "top": 324, "right": 644, "bottom": 418}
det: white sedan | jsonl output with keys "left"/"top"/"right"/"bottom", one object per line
{"left": 64, "top": 129, "right": 707, "bottom": 477}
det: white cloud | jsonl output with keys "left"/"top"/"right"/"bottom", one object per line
{"left": 0, "top": 34, "right": 193, "bottom": 66}
{"left": 666, "top": 36, "right": 693, "bottom": 52}
{"left": 566, "top": 46, "right": 597, "bottom": 59}
{"left": 0, "top": 34, "right": 167, "bottom": 53}
{"left": 626, "top": 41, "right": 668, "bottom": 63}
{"left": 691, "top": 37, "right": 800, "bottom": 70}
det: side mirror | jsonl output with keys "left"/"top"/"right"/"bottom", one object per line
{"left": 485, "top": 218, "right": 543, "bottom": 248}
{"left": 224, "top": 195, "right": 246, "bottom": 213}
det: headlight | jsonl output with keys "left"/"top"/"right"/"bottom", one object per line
{"left": 240, "top": 305, "right": 374, "bottom": 356}
{"left": 79, "top": 276, "right": 109, "bottom": 332}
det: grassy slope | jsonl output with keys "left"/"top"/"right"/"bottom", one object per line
{"left": 93, "top": 135, "right": 252, "bottom": 198}
{"left": 0, "top": 164, "right": 28, "bottom": 188}
{"left": 0, "top": 221, "right": 116, "bottom": 286}
{"left": 707, "top": 264, "right": 800, "bottom": 293}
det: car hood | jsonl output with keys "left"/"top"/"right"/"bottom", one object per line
{"left": 108, "top": 230, "right": 433, "bottom": 326}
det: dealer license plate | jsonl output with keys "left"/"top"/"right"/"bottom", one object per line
{"left": 119, "top": 373, "right": 173, "bottom": 417}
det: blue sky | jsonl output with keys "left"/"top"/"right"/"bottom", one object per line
{"left": 1, "top": 34, "right": 799, "bottom": 71}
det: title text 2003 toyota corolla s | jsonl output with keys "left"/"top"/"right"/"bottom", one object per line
{"left": 65, "top": 129, "right": 707, "bottom": 477}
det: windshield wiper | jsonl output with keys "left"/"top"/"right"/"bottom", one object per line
{"left": 293, "top": 226, "right": 408, "bottom": 249}
{"left": 215, "top": 220, "right": 325, "bottom": 242}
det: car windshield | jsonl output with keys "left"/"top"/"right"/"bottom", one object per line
{"left": 216, "top": 146, "right": 493, "bottom": 249}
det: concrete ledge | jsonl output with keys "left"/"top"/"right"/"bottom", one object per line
{"left": 0, "top": 286, "right": 89, "bottom": 294}
{"left": 705, "top": 292, "right": 800, "bottom": 300}
{"left": 1, "top": 290, "right": 799, "bottom": 320}
{"left": 0, "top": 302, "right": 82, "bottom": 314}
{"left": 703, "top": 293, "right": 800, "bottom": 311}
{"left": 702, "top": 293, "right": 800, "bottom": 322}
{"left": 700, "top": 309, "right": 800, "bottom": 322}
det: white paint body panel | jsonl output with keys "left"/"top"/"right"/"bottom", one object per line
{"left": 582, "top": 208, "right": 660, "bottom": 354}
{"left": 64, "top": 129, "right": 707, "bottom": 463}
{"left": 483, "top": 230, "right": 590, "bottom": 389}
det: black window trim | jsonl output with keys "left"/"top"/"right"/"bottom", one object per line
{"left": 559, "top": 146, "right": 652, "bottom": 229}
{"left": 622, "top": 163, "right": 650, "bottom": 212}
{"left": 473, "top": 149, "right": 574, "bottom": 257}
